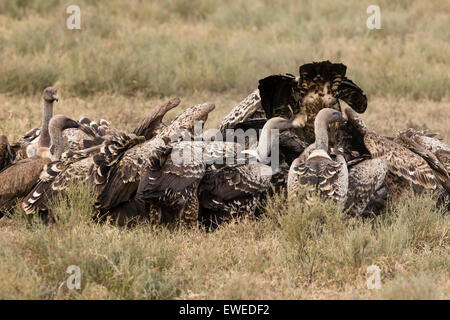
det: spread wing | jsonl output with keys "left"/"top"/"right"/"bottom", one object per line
{"left": 96, "top": 103, "right": 215, "bottom": 212}
{"left": 336, "top": 77, "right": 367, "bottom": 113}
{"left": 258, "top": 74, "right": 299, "bottom": 119}
{"left": 132, "top": 98, "right": 181, "bottom": 140}
{"left": 94, "top": 138, "right": 169, "bottom": 212}
{"left": 136, "top": 151, "right": 206, "bottom": 202}
{"left": 394, "top": 133, "right": 449, "bottom": 193}
{"left": 22, "top": 148, "right": 98, "bottom": 215}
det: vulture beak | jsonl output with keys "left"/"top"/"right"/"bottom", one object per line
{"left": 342, "top": 112, "right": 348, "bottom": 121}
{"left": 71, "top": 120, "right": 80, "bottom": 128}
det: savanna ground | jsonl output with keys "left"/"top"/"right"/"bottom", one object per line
{"left": 0, "top": 0, "right": 448, "bottom": 299}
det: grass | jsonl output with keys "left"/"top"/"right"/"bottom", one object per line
{"left": 0, "top": 0, "right": 448, "bottom": 99}
{"left": 0, "top": 0, "right": 449, "bottom": 299}
{"left": 0, "top": 186, "right": 448, "bottom": 299}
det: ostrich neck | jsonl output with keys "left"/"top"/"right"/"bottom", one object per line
{"left": 49, "top": 125, "right": 64, "bottom": 161}
{"left": 39, "top": 100, "right": 54, "bottom": 148}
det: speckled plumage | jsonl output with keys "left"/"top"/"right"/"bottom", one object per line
{"left": 258, "top": 61, "right": 367, "bottom": 145}
{"left": 288, "top": 150, "right": 348, "bottom": 203}
{"left": 136, "top": 140, "right": 239, "bottom": 226}
{"left": 345, "top": 156, "right": 389, "bottom": 216}
{"left": 343, "top": 106, "right": 442, "bottom": 213}
{"left": 219, "top": 90, "right": 263, "bottom": 134}
{"left": 288, "top": 108, "right": 348, "bottom": 203}
{"left": 94, "top": 103, "right": 216, "bottom": 219}
{"left": 22, "top": 133, "right": 143, "bottom": 215}
{"left": 21, "top": 99, "right": 181, "bottom": 217}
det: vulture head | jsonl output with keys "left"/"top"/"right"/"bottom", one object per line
{"left": 43, "top": 87, "right": 59, "bottom": 103}
{"left": 49, "top": 115, "right": 79, "bottom": 131}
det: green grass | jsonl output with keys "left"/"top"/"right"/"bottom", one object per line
{"left": 0, "top": 0, "right": 448, "bottom": 99}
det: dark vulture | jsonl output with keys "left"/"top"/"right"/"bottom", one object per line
{"left": 258, "top": 61, "right": 366, "bottom": 145}
{"left": 0, "top": 115, "right": 79, "bottom": 212}
{"left": 218, "top": 61, "right": 367, "bottom": 167}
{"left": 135, "top": 140, "right": 237, "bottom": 227}
{"left": 93, "top": 102, "right": 216, "bottom": 223}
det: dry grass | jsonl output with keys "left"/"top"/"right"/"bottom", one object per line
{"left": 0, "top": 187, "right": 448, "bottom": 300}
{"left": 1, "top": 94, "right": 448, "bottom": 142}
{"left": 0, "top": 0, "right": 449, "bottom": 299}
{"left": 0, "top": 0, "right": 448, "bottom": 99}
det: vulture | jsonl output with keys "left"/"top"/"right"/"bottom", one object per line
{"left": 0, "top": 87, "right": 59, "bottom": 171}
{"left": 393, "top": 128, "right": 450, "bottom": 210}
{"left": 22, "top": 133, "right": 145, "bottom": 217}
{"left": 0, "top": 115, "right": 79, "bottom": 212}
{"left": 287, "top": 108, "right": 348, "bottom": 203}
{"left": 394, "top": 129, "right": 449, "bottom": 183}
{"left": 220, "top": 61, "right": 366, "bottom": 142}
{"left": 341, "top": 104, "right": 443, "bottom": 216}
{"left": 258, "top": 61, "right": 366, "bottom": 145}
{"left": 133, "top": 117, "right": 300, "bottom": 229}
{"left": 218, "top": 61, "right": 367, "bottom": 168}
{"left": 135, "top": 140, "right": 239, "bottom": 227}
{"left": 196, "top": 117, "right": 302, "bottom": 229}
{"left": 22, "top": 100, "right": 211, "bottom": 224}
{"left": 0, "top": 87, "right": 113, "bottom": 172}
{"left": 93, "top": 102, "right": 215, "bottom": 225}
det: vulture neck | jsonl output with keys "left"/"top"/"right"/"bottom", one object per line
{"left": 313, "top": 114, "right": 331, "bottom": 153}
{"left": 48, "top": 123, "right": 64, "bottom": 161}
{"left": 38, "top": 99, "right": 54, "bottom": 148}
{"left": 255, "top": 118, "right": 281, "bottom": 164}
